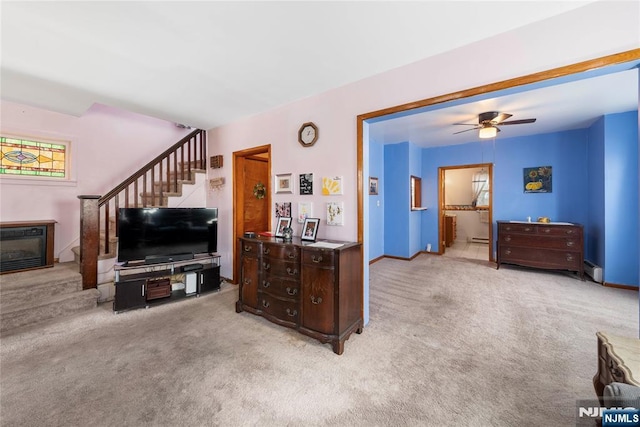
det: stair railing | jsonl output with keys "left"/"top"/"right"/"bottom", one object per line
{"left": 78, "top": 129, "right": 206, "bottom": 289}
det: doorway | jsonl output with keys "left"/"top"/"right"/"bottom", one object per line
{"left": 232, "top": 144, "right": 271, "bottom": 283}
{"left": 439, "top": 163, "right": 493, "bottom": 262}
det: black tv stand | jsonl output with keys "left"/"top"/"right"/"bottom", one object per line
{"left": 113, "top": 254, "right": 220, "bottom": 313}
{"left": 144, "top": 253, "right": 194, "bottom": 265}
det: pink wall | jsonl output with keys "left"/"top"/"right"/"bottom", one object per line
{"left": 207, "top": 1, "right": 639, "bottom": 279}
{"left": 0, "top": 101, "right": 191, "bottom": 261}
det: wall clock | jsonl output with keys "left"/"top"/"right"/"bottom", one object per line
{"left": 298, "top": 122, "right": 318, "bottom": 147}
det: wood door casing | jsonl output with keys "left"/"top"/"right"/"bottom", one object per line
{"left": 233, "top": 145, "right": 271, "bottom": 284}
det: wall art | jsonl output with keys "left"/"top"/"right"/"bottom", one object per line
{"left": 275, "top": 202, "right": 291, "bottom": 219}
{"left": 326, "top": 202, "right": 344, "bottom": 226}
{"left": 523, "top": 166, "right": 552, "bottom": 193}
{"left": 322, "top": 176, "right": 343, "bottom": 195}
{"left": 299, "top": 173, "right": 313, "bottom": 195}
{"left": 297, "top": 201, "right": 313, "bottom": 223}
{"left": 369, "top": 177, "right": 378, "bottom": 195}
{"left": 275, "top": 173, "right": 293, "bottom": 194}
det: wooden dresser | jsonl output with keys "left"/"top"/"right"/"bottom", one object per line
{"left": 593, "top": 331, "right": 640, "bottom": 405}
{"left": 237, "top": 236, "right": 363, "bottom": 355}
{"left": 496, "top": 221, "right": 584, "bottom": 279}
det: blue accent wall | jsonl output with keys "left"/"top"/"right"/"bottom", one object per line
{"left": 603, "top": 111, "right": 639, "bottom": 286}
{"left": 369, "top": 140, "right": 385, "bottom": 261}
{"left": 384, "top": 142, "right": 410, "bottom": 257}
{"left": 586, "top": 117, "right": 606, "bottom": 267}
{"left": 409, "top": 142, "right": 423, "bottom": 256}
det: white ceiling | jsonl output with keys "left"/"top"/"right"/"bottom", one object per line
{"left": 1, "top": 1, "right": 597, "bottom": 130}
{"left": 368, "top": 68, "right": 639, "bottom": 148}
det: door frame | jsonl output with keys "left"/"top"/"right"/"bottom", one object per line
{"left": 232, "top": 144, "right": 271, "bottom": 284}
{"left": 438, "top": 163, "right": 494, "bottom": 261}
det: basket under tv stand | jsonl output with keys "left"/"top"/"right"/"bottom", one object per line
{"left": 113, "top": 254, "right": 221, "bottom": 313}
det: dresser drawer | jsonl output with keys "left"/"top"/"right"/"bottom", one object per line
{"left": 240, "top": 240, "right": 260, "bottom": 257}
{"left": 501, "top": 246, "right": 581, "bottom": 269}
{"left": 499, "top": 223, "right": 536, "bottom": 234}
{"left": 302, "top": 249, "right": 335, "bottom": 267}
{"left": 500, "top": 234, "right": 581, "bottom": 250}
{"left": 263, "top": 243, "right": 299, "bottom": 260}
{"left": 260, "top": 276, "right": 299, "bottom": 299}
{"left": 262, "top": 259, "right": 299, "bottom": 279}
{"left": 537, "top": 225, "right": 581, "bottom": 237}
{"left": 258, "top": 293, "right": 299, "bottom": 323}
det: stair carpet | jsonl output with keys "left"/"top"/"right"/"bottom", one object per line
{"left": 0, "top": 262, "right": 100, "bottom": 335}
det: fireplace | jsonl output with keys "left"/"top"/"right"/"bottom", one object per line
{"left": 0, "top": 221, "right": 55, "bottom": 273}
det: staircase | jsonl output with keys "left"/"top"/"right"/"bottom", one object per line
{"left": 0, "top": 262, "right": 100, "bottom": 335}
{"left": 0, "top": 130, "right": 207, "bottom": 334}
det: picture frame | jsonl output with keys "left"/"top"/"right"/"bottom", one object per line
{"left": 297, "top": 201, "right": 313, "bottom": 223}
{"left": 275, "top": 217, "right": 292, "bottom": 237}
{"left": 275, "top": 173, "right": 293, "bottom": 194}
{"left": 322, "top": 176, "right": 343, "bottom": 195}
{"left": 301, "top": 218, "right": 320, "bottom": 241}
{"left": 523, "top": 166, "right": 552, "bottom": 193}
{"left": 299, "top": 173, "right": 313, "bottom": 195}
{"left": 326, "top": 202, "right": 344, "bottom": 226}
{"left": 369, "top": 177, "right": 379, "bottom": 195}
{"left": 275, "top": 202, "right": 291, "bottom": 219}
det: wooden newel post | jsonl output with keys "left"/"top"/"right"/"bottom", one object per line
{"left": 78, "top": 195, "right": 101, "bottom": 290}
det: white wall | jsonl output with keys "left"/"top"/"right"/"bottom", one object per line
{"left": 0, "top": 101, "right": 192, "bottom": 261}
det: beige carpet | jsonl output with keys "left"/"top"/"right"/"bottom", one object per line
{"left": 1, "top": 255, "right": 637, "bottom": 426}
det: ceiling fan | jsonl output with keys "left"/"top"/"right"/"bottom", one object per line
{"left": 453, "top": 111, "right": 537, "bottom": 139}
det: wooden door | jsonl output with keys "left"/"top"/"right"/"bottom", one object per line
{"left": 233, "top": 145, "right": 271, "bottom": 284}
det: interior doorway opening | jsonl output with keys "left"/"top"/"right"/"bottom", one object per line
{"left": 439, "top": 163, "right": 493, "bottom": 262}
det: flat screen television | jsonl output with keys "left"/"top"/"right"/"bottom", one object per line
{"left": 117, "top": 207, "right": 218, "bottom": 264}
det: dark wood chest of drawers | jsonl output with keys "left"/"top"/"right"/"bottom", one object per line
{"left": 237, "top": 237, "right": 363, "bottom": 355}
{"left": 496, "top": 221, "right": 584, "bottom": 279}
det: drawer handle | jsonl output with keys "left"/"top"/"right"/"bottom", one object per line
{"left": 286, "top": 308, "right": 297, "bottom": 317}
{"left": 505, "top": 249, "right": 511, "bottom": 255}
{"left": 566, "top": 230, "right": 574, "bottom": 235}
{"left": 262, "top": 300, "right": 270, "bottom": 308}
{"left": 505, "top": 226, "right": 512, "bottom": 231}
{"left": 286, "top": 287, "right": 297, "bottom": 296}
{"left": 311, "top": 296, "right": 323, "bottom": 305}
{"left": 286, "top": 267, "right": 298, "bottom": 276}
{"left": 504, "top": 236, "right": 511, "bottom": 242}
{"left": 243, "top": 278, "right": 252, "bottom": 285}
{"left": 287, "top": 252, "right": 295, "bottom": 259}
{"left": 312, "top": 255, "right": 323, "bottom": 263}
{"left": 566, "top": 241, "right": 575, "bottom": 247}
{"left": 524, "top": 227, "right": 532, "bottom": 232}
{"left": 262, "top": 281, "right": 270, "bottom": 288}
{"left": 543, "top": 228, "right": 551, "bottom": 233}
{"left": 263, "top": 247, "right": 270, "bottom": 255}
{"left": 244, "top": 245, "right": 252, "bottom": 252}
{"left": 566, "top": 254, "right": 574, "bottom": 261}
{"left": 263, "top": 263, "right": 270, "bottom": 270}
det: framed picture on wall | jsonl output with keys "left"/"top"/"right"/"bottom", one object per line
{"left": 299, "top": 173, "right": 313, "bottom": 195}
{"left": 275, "top": 173, "right": 293, "bottom": 194}
{"left": 523, "top": 166, "right": 552, "bottom": 193}
{"left": 369, "top": 177, "right": 378, "bottom": 195}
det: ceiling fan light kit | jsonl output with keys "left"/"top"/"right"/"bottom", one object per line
{"left": 453, "top": 111, "right": 537, "bottom": 139}
{"left": 479, "top": 126, "right": 497, "bottom": 139}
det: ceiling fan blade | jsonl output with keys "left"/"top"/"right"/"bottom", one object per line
{"left": 492, "top": 113, "right": 512, "bottom": 124}
{"left": 452, "top": 123, "right": 478, "bottom": 126}
{"left": 499, "top": 118, "right": 537, "bottom": 125}
{"left": 453, "top": 127, "right": 478, "bottom": 135}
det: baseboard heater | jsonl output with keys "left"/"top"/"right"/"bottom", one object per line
{"left": 584, "top": 260, "right": 603, "bottom": 283}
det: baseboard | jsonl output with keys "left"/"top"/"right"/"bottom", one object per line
{"left": 369, "top": 255, "right": 385, "bottom": 265}
{"left": 602, "top": 282, "right": 639, "bottom": 291}
{"left": 377, "top": 252, "right": 423, "bottom": 262}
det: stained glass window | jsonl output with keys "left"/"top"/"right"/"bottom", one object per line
{"left": 0, "top": 136, "right": 67, "bottom": 178}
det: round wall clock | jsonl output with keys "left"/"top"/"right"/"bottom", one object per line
{"left": 298, "top": 122, "right": 319, "bottom": 147}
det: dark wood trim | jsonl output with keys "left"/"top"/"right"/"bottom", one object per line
{"left": 232, "top": 144, "right": 271, "bottom": 285}
{"left": 369, "top": 255, "right": 385, "bottom": 265}
{"left": 602, "top": 282, "right": 639, "bottom": 291}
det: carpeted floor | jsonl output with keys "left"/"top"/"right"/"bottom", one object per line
{"left": 1, "top": 255, "right": 637, "bottom": 426}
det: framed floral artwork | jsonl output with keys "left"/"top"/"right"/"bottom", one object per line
{"left": 523, "top": 166, "right": 552, "bottom": 193}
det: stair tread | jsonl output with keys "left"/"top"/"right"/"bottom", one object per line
{"left": 0, "top": 262, "right": 81, "bottom": 292}
{"left": 1, "top": 288, "right": 99, "bottom": 315}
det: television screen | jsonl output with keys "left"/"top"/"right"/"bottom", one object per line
{"left": 117, "top": 207, "right": 218, "bottom": 263}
